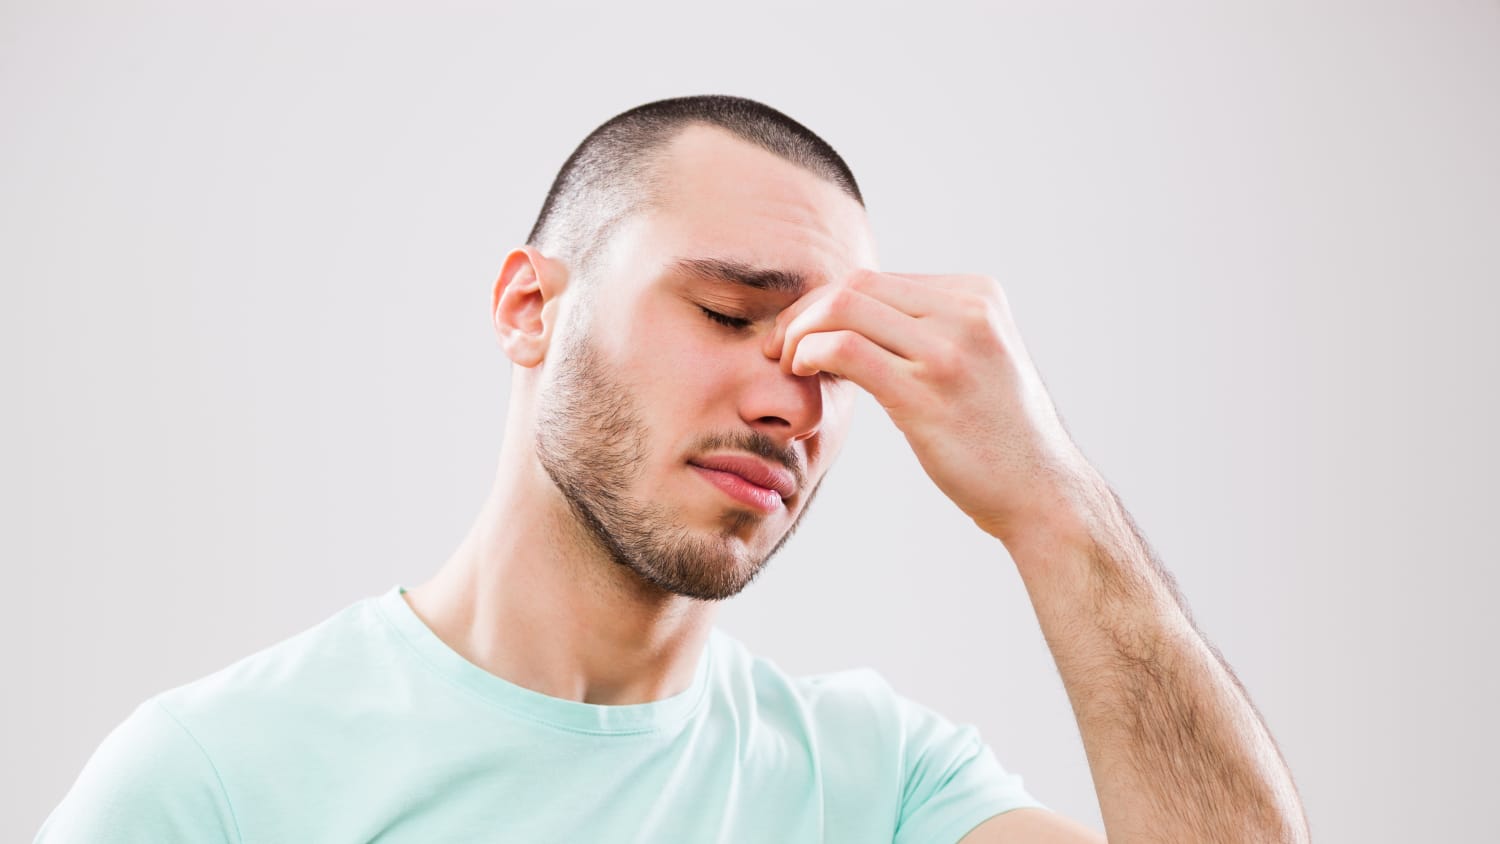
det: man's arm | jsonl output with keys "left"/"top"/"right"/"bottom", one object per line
{"left": 994, "top": 471, "right": 1310, "bottom": 843}
{"left": 764, "top": 268, "right": 1310, "bottom": 840}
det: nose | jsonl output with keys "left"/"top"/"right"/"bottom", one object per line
{"left": 738, "top": 351, "right": 824, "bottom": 446}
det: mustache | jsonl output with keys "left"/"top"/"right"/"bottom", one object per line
{"left": 692, "top": 430, "right": 804, "bottom": 490}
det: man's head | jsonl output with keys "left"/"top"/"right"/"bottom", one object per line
{"left": 525, "top": 95, "right": 866, "bottom": 309}
{"left": 494, "top": 95, "right": 878, "bottom": 603}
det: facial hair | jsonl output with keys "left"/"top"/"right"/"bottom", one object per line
{"left": 532, "top": 327, "right": 823, "bottom": 602}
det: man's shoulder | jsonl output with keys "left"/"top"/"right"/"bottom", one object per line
{"left": 37, "top": 593, "right": 389, "bottom": 842}
{"left": 153, "top": 591, "right": 388, "bottom": 730}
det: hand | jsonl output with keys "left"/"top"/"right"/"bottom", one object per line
{"left": 765, "top": 269, "right": 1096, "bottom": 544}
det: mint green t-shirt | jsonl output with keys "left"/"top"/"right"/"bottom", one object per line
{"left": 37, "top": 585, "right": 1045, "bottom": 843}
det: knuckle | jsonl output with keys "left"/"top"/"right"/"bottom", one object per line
{"left": 848, "top": 268, "right": 879, "bottom": 291}
{"left": 964, "top": 286, "right": 1011, "bottom": 342}
{"left": 829, "top": 287, "right": 861, "bottom": 315}
{"left": 926, "top": 340, "right": 961, "bottom": 380}
{"left": 970, "top": 274, "right": 1003, "bottom": 296}
{"left": 832, "top": 329, "right": 859, "bottom": 356}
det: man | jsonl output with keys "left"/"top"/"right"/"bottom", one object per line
{"left": 37, "top": 95, "right": 1309, "bottom": 842}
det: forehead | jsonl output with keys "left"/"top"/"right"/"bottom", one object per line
{"left": 621, "top": 124, "right": 878, "bottom": 295}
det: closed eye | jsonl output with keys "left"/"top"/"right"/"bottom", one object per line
{"left": 699, "top": 306, "right": 753, "bottom": 331}
{"left": 698, "top": 305, "right": 849, "bottom": 384}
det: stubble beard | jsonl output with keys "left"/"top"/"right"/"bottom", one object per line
{"left": 533, "top": 327, "right": 819, "bottom": 602}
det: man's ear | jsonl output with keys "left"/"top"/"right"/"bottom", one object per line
{"left": 492, "top": 245, "right": 567, "bottom": 368}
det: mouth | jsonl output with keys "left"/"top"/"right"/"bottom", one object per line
{"left": 687, "top": 455, "right": 798, "bottom": 515}
{"left": 689, "top": 465, "right": 784, "bottom": 513}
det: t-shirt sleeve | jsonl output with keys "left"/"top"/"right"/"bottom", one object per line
{"left": 35, "top": 697, "right": 239, "bottom": 843}
{"left": 886, "top": 678, "right": 1048, "bottom": 844}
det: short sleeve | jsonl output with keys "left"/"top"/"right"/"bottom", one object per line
{"left": 35, "top": 697, "right": 239, "bottom": 843}
{"left": 887, "top": 680, "right": 1047, "bottom": 844}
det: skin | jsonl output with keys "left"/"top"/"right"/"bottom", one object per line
{"left": 401, "top": 121, "right": 1307, "bottom": 841}
{"left": 402, "top": 124, "right": 876, "bottom": 706}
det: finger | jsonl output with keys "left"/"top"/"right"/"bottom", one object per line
{"left": 880, "top": 270, "right": 995, "bottom": 297}
{"left": 771, "top": 285, "right": 934, "bottom": 368}
{"left": 766, "top": 270, "right": 953, "bottom": 360}
{"left": 788, "top": 329, "right": 919, "bottom": 412}
{"left": 844, "top": 269, "right": 960, "bottom": 316}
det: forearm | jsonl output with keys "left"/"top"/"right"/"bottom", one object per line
{"left": 1000, "top": 473, "right": 1310, "bottom": 843}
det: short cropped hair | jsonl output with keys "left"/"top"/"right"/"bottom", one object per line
{"left": 524, "top": 95, "right": 864, "bottom": 295}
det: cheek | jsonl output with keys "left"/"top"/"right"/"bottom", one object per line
{"left": 616, "top": 297, "right": 754, "bottom": 401}
{"left": 673, "top": 355, "right": 742, "bottom": 407}
{"left": 617, "top": 323, "right": 739, "bottom": 407}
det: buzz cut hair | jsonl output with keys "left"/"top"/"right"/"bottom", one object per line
{"left": 524, "top": 94, "right": 865, "bottom": 296}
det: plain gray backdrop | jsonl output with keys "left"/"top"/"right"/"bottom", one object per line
{"left": 5, "top": 1, "right": 1497, "bottom": 841}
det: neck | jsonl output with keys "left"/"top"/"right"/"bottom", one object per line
{"left": 402, "top": 431, "right": 715, "bottom": 706}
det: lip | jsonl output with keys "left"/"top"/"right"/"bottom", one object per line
{"left": 689, "top": 464, "right": 785, "bottom": 514}
{"left": 687, "top": 454, "right": 797, "bottom": 516}
{"left": 687, "top": 454, "right": 797, "bottom": 499}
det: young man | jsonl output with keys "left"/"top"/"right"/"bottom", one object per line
{"left": 38, "top": 95, "right": 1307, "bottom": 842}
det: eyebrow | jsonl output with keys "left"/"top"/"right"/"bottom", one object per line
{"left": 668, "top": 256, "right": 809, "bottom": 297}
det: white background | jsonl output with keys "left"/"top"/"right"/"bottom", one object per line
{"left": 5, "top": 1, "right": 1498, "bottom": 840}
